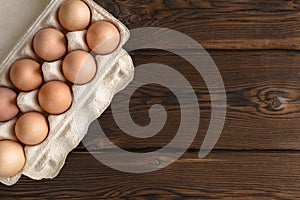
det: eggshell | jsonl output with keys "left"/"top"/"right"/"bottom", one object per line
{"left": 0, "top": 140, "right": 25, "bottom": 177}
{"left": 10, "top": 59, "right": 43, "bottom": 91}
{"left": 15, "top": 112, "right": 49, "bottom": 146}
{"left": 0, "top": 87, "right": 19, "bottom": 122}
{"left": 0, "top": 0, "right": 133, "bottom": 186}
{"left": 86, "top": 21, "right": 120, "bottom": 55}
{"left": 58, "top": 0, "right": 91, "bottom": 31}
{"left": 38, "top": 81, "right": 73, "bottom": 115}
{"left": 33, "top": 28, "right": 67, "bottom": 62}
{"left": 62, "top": 50, "right": 96, "bottom": 84}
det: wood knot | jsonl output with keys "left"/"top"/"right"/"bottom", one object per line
{"left": 246, "top": 85, "right": 300, "bottom": 117}
{"left": 270, "top": 97, "right": 282, "bottom": 109}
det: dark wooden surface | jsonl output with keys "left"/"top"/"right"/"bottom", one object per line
{"left": 2, "top": 152, "right": 300, "bottom": 199}
{"left": 1, "top": 0, "right": 300, "bottom": 199}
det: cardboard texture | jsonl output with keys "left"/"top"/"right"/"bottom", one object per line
{"left": 0, "top": 0, "right": 134, "bottom": 186}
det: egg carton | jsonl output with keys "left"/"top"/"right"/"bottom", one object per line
{"left": 0, "top": 0, "right": 134, "bottom": 186}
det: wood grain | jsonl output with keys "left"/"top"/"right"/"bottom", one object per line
{"left": 96, "top": 0, "right": 300, "bottom": 50}
{"left": 78, "top": 50, "right": 300, "bottom": 151}
{"left": 0, "top": 151, "right": 299, "bottom": 199}
{"left": 3, "top": 0, "right": 300, "bottom": 198}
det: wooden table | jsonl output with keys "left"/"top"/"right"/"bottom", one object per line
{"left": 1, "top": 0, "right": 300, "bottom": 199}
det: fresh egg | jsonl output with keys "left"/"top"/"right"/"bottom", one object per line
{"left": 15, "top": 112, "right": 49, "bottom": 146}
{"left": 0, "top": 87, "right": 19, "bottom": 122}
{"left": 86, "top": 21, "right": 120, "bottom": 55}
{"left": 33, "top": 28, "right": 67, "bottom": 62}
{"left": 58, "top": 0, "right": 91, "bottom": 31}
{"left": 62, "top": 50, "right": 96, "bottom": 84}
{"left": 10, "top": 58, "right": 43, "bottom": 91}
{"left": 38, "top": 81, "right": 73, "bottom": 115}
{"left": 0, "top": 140, "right": 25, "bottom": 177}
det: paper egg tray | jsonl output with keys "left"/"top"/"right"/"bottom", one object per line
{"left": 0, "top": 0, "right": 134, "bottom": 186}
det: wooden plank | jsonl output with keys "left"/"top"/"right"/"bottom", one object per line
{"left": 95, "top": 0, "right": 300, "bottom": 50}
{"left": 78, "top": 50, "right": 300, "bottom": 151}
{"left": 0, "top": 151, "right": 299, "bottom": 199}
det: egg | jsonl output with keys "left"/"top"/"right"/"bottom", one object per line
{"left": 86, "top": 21, "right": 120, "bottom": 55}
{"left": 10, "top": 59, "right": 43, "bottom": 91}
{"left": 15, "top": 112, "right": 49, "bottom": 146}
{"left": 58, "top": 0, "right": 91, "bottom": 31}
{"left": 62, "top": 50, "right": 96, "bottom": 84}
{"left": 33, "top": 28, "right": 67, "bottom": 62}
{"left": 0, "top": 87, "right": 19, "bottom": 122}
{"left": 38, "top": 81, "right": 73, "bottom": 115}
{"left": 0, "top": 140, "right": 25, "bottom": 177}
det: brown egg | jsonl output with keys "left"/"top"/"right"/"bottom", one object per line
{"left": 38, "top": 81, "right": 72, "bottom": 115}
{"left": 15, "top": 112, "right": 49, "bottom": 146}
{"left": 62, "top": 50, "right": 96, "bottom": 84}
{"left": 58, "top": 0, "right": 91, "bottom": 31}
{"left": 0, "top": 87, "right": 19, "bottom": 122}
{"left": 33, "top": 28, "right": 67, "bottom": 62}
{"left": 86, "top": 21, "right": 120, "bottom": 55}
{"left": 0, "top": 140, "right": 25, "bottom": 177}
{"left": 10, "top": 59, "right": 43, "bottom": 91}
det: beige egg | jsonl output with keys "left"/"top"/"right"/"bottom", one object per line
{"left": 33, "top": 28, "right": 67, "bottom": 62}
{"left": 38, "top": 81, "right": 73, "bottom": 115}
{"left": 10, "top": 59, "right": 43, "bottom": 91}
{"left": 62, "top": 50, "right": 97, "bottom": 84}
{"left": 0, "top": 140, "right": 25, "bottom": 177}
{"left": 0, "top": 87, "right": 19, "bottom": 122}
{"left": 15, "top": 112, "right": 49, "bottom": 146}
{"left": 86, "top": 21, "right": 120, "bottom": 55}
{"left": 58, "top": 0, "right": 91, "bottom": 31}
